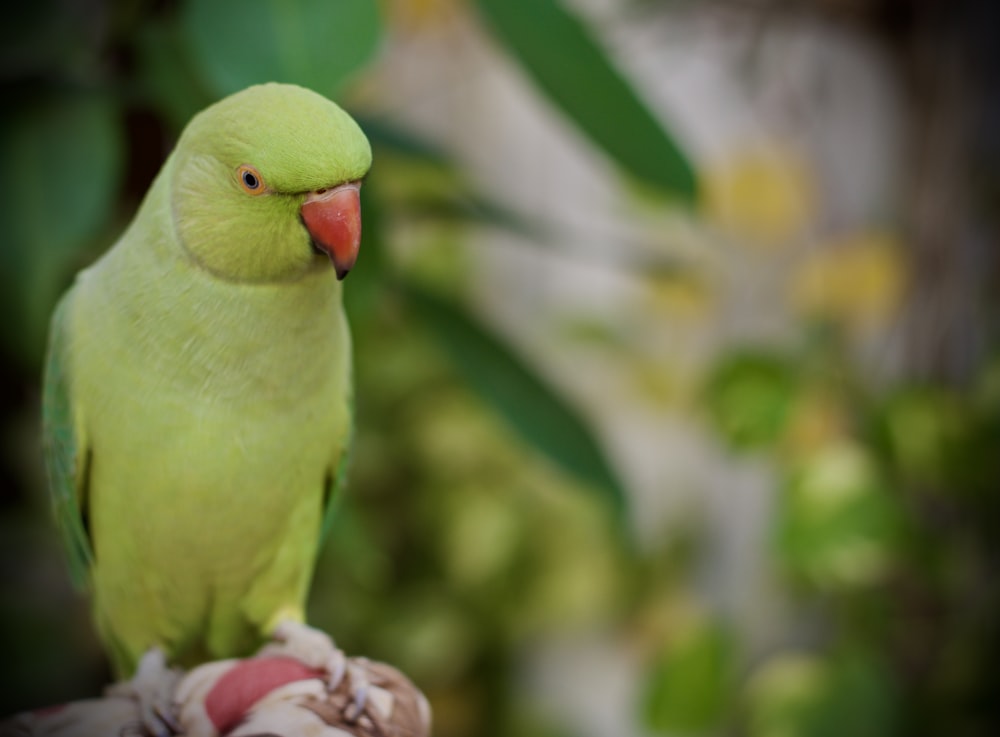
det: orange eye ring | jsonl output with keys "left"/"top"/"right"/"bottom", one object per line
{"left": 237, "top": 165, "right": 267, "bottom": 195}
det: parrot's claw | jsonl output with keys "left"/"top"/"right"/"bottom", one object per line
{"left": 106, "top": 648, "right": 182, "bottom": 737}
{"left": 266, "top": 620, "right": 371, "bottom": 722}
{"left": 326, "top": 648, "right": 348, "bottom": 689}
{"left": 343, "top": 659, "right": 372, "bottom": 723}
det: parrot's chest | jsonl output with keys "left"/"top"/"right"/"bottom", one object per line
{"left": 88, "top": 332, "right": 345, "bottom": 503}
{"left": 88, "top": 354, "right": 345, "bottom": 564}
{"left": 74, "top": 284, "right": 351, "bottom": 620}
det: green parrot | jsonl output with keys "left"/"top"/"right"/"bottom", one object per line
{"left": 41, "top": 83, "right": 372, "bottom": 679}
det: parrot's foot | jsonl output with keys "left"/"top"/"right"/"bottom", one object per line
{"left": 105, "top": 648, "right": 183, "bottom": 737}
{"left": 263, "top": 620, "right": 372, "bottom": 723}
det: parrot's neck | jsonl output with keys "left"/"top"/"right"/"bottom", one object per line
{"left": 77, "top": 168, "right": 348, "bottom": 406}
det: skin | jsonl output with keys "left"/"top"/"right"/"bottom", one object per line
{"left": 42, "top": 83, "right": 372, "bottom": 675}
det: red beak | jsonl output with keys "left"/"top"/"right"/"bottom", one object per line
{"left": 301, "top": 182, "right": 362, "bottom": 280}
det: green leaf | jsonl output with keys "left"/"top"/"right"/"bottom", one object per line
{"left": 182, "top": 0, "right": 381, "bottom": 97}
{"left": 875, "top": 385, "right": 973, "bottom": 490}
{"left": 0, "top": 93, "right": 123, "bottom": 362}
{"left": 475, "top": 0, "right": 697, "bottom": 202}
{"left": 704, "top": 351, "right": 798, "bottom": 451}
{"left": 136, "top": 18, "right": 215, "bottom": 132}
{"left": 397, "top": 190, "right": 541, "bottom": 240}
{"left": 776, "top": 443, "right": 901, "bottom": 589}
{"left": 746, "top": 651, "right": 897, "bottom": 737}
{"left": 0, "top": 94, "right": 122, "bottom": 258}
{"left": 402, "top": 283, "right": 628, "bottom": 521}
{"left": 643, "top": 619, "right": 737, "bottom": 734}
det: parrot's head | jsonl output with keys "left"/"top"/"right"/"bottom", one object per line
{"left": 169, "top": 83, "right": 372, "bottom": 283}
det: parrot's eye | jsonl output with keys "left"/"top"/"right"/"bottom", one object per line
{"left": 237, "top": 165, "right": 266, "bottom": 195}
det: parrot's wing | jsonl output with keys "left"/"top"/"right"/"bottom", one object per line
{"left": 42, "top": 292, "right": 94, "bottom": 588}
{"left": 319, "top": 400, "right": 353, "bottom": 545}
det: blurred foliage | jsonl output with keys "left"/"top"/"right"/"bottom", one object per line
{"left": 705, "top": 328, "right": 1000, "bottom": 735}
{"left": 402, "top": 283, "right": 628, "bottom": 522}
{"left": 0, "top": 93, "right": 123, "bottom": 364}
{"left": 704, "top": 352, "right": 799, "bottom": 451}
{"left": 0, "top": 1, "right": 998, "bottom": 737}
{"left": 182, "top": 0, "right": 380, "bottom": 97}
{"left": 642, "top": 616, "right": 737, "bottom": 734}
{"left": 744, "top": 650, "right": 898, "bottom": 737}
{"left": 475, "top": 0, "right": 697, "bottom": 202}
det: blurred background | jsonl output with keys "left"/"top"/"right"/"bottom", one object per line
{"left": 1, "top": 0, "right": 998, "bottom": 735}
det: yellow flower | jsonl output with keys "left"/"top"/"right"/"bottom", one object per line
{"left": 701, "top": 145, "right": 816, "bottom": 247}
{"left": 790, "top": 231, "right": 907, "bottom": 327}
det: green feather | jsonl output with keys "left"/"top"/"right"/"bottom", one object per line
{"left": 320, "top": 394, "right": 354, "bottom": 545}
{"left": 42, "top": 291, "right": 93, "bottom": 588}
